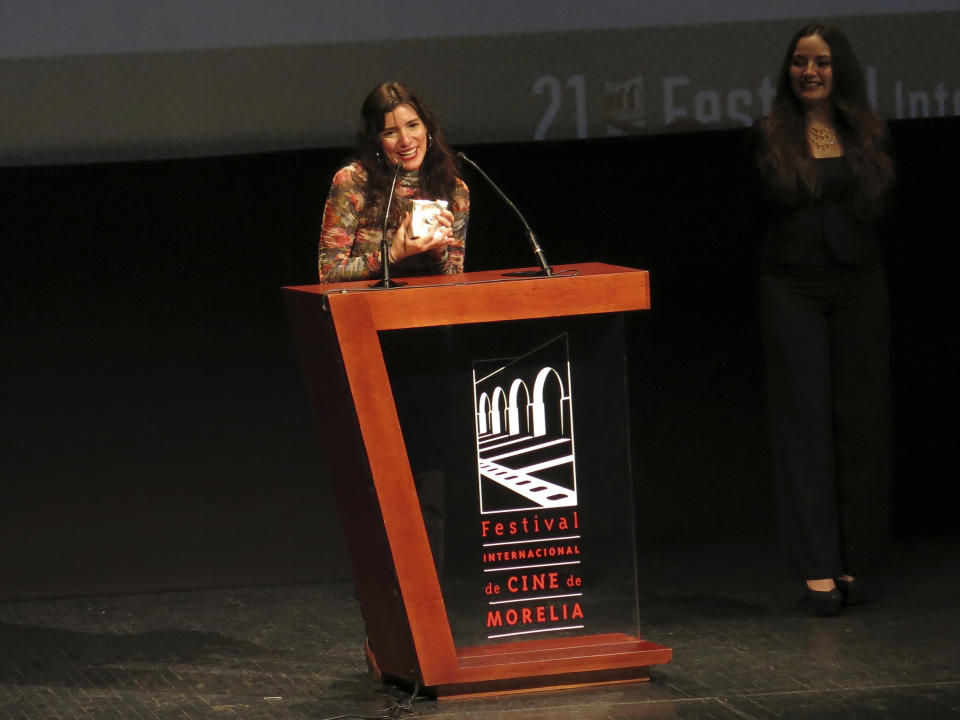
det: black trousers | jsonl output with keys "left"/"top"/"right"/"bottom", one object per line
{"left": 759, "top": 263, "right": 891, "bottom": 580}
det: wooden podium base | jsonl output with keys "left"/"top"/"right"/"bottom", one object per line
{"left": 367, "top": 632, "right": 671, "bottom": 700}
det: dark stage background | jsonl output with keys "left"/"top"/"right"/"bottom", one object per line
{"left": 2, "top": 118, "right": 957, "bottom": 600}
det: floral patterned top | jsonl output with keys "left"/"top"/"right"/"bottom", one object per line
{"left": 318, "top": 162, "right": 470, "bottom": 282}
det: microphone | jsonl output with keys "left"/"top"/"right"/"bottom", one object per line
{"left": 369, "top": 161, "right": 407, "bottom": 288}
{"left": 456, "top": 152, "right": 552, "bottom": 277}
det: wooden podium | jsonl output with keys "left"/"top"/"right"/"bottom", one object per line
{"left": 283, "top": 262, "right": 672, "bottom": 699}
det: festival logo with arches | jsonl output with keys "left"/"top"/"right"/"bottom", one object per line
{"left": 473, "top": 334, "right": 577, "bottom": 514}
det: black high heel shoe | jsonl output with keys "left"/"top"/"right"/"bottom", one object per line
{"left": 802, "top": 584, "right": 843, "bottom": 616}
{"left": 835, "top": 577, "right": 865, "bottom": 606}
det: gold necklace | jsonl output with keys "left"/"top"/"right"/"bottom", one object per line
{"left": 807, "top": 124, "right": 839, "bottom": 151}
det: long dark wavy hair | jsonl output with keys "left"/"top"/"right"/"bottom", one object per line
{"left": 756, "top": 24, "right": 894, "bottom": 218}
{"left": 354, "top": 82, "right": 461, "bottom": 209}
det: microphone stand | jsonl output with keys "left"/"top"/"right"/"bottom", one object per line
{"left": 457, "top": 152, "right": 552, "bottom": 277}
{"left": 369, "top": 162, "right": 407, "bottom": 288}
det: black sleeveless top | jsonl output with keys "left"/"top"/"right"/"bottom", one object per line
{"left": 762, "top": 156, "right": 879, "bottom": 270}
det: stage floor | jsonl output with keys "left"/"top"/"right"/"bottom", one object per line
{"left": 2, "top": 536, "right": 958, "bottom": 720}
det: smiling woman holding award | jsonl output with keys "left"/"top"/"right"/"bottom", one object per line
{"left": 318, "top": 82, "right": 470, "bottom": 283}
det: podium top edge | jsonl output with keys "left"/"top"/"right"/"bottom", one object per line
{"left": 282, "top": 262, "right": 647, "bottom": 296}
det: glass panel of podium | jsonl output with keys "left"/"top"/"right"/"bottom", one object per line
{"left": 380, "top": 312, "right": 640, "bottom": 650}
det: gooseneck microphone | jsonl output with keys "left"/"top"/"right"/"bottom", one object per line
{"left": 456, "top": 152, "right": 553, "bottom": 277}
{"left": 369, "top": 161, "right": 407, "bottom": 288}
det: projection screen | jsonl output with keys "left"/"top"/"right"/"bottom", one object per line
{"left": 2, "top": 0, "right": 958, "bottom": 165}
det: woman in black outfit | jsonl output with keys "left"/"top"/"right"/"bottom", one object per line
{"left": 755, "top": 24, "right": 895, "bottom": 616}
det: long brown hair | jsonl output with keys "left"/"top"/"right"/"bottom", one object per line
{"left": 756, "top": 24, "right": 894, "bottom": 218}
{"left": 354, "top": 82, "right": 461, "bottom": 207}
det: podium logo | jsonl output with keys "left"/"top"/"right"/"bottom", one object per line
{"left": 473, "top": 334, "right": 577, "bottom": 514}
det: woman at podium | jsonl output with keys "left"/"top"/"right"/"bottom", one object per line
{"left": 318, "top": 82, "right": 470, "bottom": 282}
{"left": 754, "top": 24, "right": 895, "bottom": 616}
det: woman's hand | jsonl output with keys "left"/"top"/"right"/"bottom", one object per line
{"left": 389, "top": 209, "right": 454, "bottom": 263}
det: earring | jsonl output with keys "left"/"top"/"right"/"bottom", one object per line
{"left": 376, "top": 151, "right": 383, "bottom": 164}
